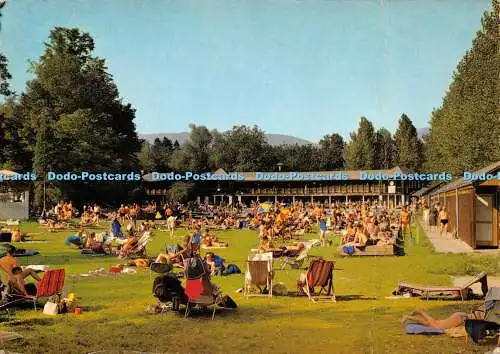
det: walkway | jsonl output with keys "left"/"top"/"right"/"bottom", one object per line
{"left": 416, "top": 217, "right": 473, "bottom": 254}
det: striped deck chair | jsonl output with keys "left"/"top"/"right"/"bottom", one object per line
{"left": 297, "top": 259, "right": 335, "bottom": 303}
{"left": 1, "top": 269, "right": 65, "bottom": 311}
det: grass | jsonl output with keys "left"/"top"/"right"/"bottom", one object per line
{"left": 0, "top": 221, "right": 499, "bottom": 354}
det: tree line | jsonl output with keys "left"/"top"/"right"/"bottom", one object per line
{"left": 0, "top": 1, "right": 497, "bottom": 207}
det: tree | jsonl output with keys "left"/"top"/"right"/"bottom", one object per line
{"left": 0, "top": 53, "right": 12, "bottom": 97}
{"left": 424, "top": 1, "right": 500, "bottom": 174}
{"left": 393, "top": 114, "right": 423, "bottom": 171}
{"left": 374, "top": 128, "right": 395, "bottom": 169}
{"left": 19, "top": 27, "right": 141, "bottom": 204}
{"left": 137, "top": 141, "right": 155, "bottom": 172}
{"left": 183, "top": 124, "right": 213, "bottom": 172}
{"left": 150, "top": 137, "right": 174, "bottom": 171}
{"left": 211, "top": 125, "right": 269, "bottom": 171}
{"left": 344, "top": 117, "right": 376, "bottom": 169}
{"left": 318, "top": 133, "right": 345, "bottom": 170}
{"left": 168, "top": 182, "right": 194, "bottom": 203}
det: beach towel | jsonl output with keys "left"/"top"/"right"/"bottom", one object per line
{"left": 405, "top": 324, "right": 444, "bottom": 335}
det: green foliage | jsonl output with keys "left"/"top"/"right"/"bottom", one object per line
{"left": 14, "top": 27, "right": 141, "bottom": 205}
{"left": 425, "top": 2, "right": 500, "bottom": 174}
{"left": 344, "top": 117, "right": 376, "bottom": 169}
{"left": 211, "top": 125, "right": 269, "bottom": 171}
{"left": 0, "top": 52, "right": 12, "bottom": 96}
{"left": 168, "top": 182, "right": 194, "bottom": 202}
{"left": 374, "top": 127, "right": 395, "bottom": 169}
{"left": 318, "top": 133, "right": 345, "bottom": 170}
{"left": 394, "top": 114, "right": 423, "bottom": 171}
{"left": 182, "top": 124, "right": 213, "bottom": 172}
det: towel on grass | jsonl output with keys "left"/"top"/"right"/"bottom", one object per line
{"left": 405, "top": 324, "right": 444, "bottom": 335}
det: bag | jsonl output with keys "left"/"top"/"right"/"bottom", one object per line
{"left": 343, "top": 245, "right": 355, "bottom": 255}
{"left": 217, "top": 294, "right": 237, "bottom": 309}
{"left": 43, "top": 302, "right": 59, "bottom": 316}
{"left": 184, "top": 256, "right": 206, "bottom": 280}
{"left": 153, "top": 274, "right": 187, "bottom": 304}
{"left": 222, "top": 264, "right": 241, "bottom": 276}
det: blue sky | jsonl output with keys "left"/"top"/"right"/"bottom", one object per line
{"left": 0, "top": 0, "right": 491, "bottom": 142}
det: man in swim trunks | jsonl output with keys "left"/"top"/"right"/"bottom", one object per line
{"left": 439, "top": 206, "right": 449, "bottom": 237}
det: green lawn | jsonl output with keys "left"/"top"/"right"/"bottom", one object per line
{"left": 0, "top": 222, "right": 499, "bottom": 354}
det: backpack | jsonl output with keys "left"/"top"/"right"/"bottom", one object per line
{"left": 152, "top": 274, "right": 187, "bottom": 304}
{"left": 222, "top": 264, "right": 241, "bottom": 276}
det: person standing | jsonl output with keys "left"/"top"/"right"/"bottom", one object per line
{"left": 319, "top": 215, "right": 328, "bottom": 246}
{"left": 422, "top": 201, "right": 430, "bottom": 230}
{"left": 439, "top": 206, "right": 449, "bottom": 237}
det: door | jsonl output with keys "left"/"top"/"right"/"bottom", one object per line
{"left": 475, "top": 194, "right": 494, "bottom": 246}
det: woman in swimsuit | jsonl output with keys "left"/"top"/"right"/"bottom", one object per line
{"left": 439, "top": 206, "right": 449, "bottom": 237}
{"left": 401, "top": 309, "right": 468, "bottom": 329}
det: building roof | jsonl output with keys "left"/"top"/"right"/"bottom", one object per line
{"left": 430, "top": 161, "right": 500, "bottom": 195}
{"left": 412, "top": 182, "right": 445, "bottom": 197}
{"left": 142, "top": 166, "right": 413, "bottom": 182}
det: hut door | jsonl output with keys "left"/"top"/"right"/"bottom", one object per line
{"left": 475, "top": 195, "right": 494, "bottom": 246}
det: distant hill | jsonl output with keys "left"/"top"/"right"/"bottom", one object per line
{"left": 139, "top": 132, "right": 313, "bottom": 146}
{"left": 418, "top": 127, "right": 430, "bottom": 140}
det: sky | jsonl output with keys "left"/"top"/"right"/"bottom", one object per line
{"left": 0, "top": 0, "right": 492, "bottom": 142}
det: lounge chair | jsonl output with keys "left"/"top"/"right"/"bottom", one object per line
{"left": 297, "top": 259, "right": 335, "bottom": 303}
{"left": 119, "top": 232, "right": 152, "bottom": 259}
{"left": 0, "top": 269, "right": 65, "bottom": 311}
{"left": 244, "top": 252, "right": 273, "bottom": 298}
{"left": 280, "top": 243, "right": 317, "bottom": 270}
{"left": 394, "top": 272, "right": 488, "bottom": 301}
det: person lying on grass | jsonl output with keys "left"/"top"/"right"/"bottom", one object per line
{"left": 10, "top": 227, "right": 40, "bottom": 242}
{"left": 155, "top": 235, "right": 193, "bottom": 265}
{"left": 0, "top": 246, "right": 40, "bottom": 298}
{"left": 401, "top": 309, "right": 476, "bottom": 329}
{"left": 201, "top": 230, "right": 228, "bottom": 248}
{"left": 65, "top": 229, "right": 86, "bottom": 248}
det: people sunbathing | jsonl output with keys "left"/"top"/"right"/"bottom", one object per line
{"left": 401, "top": 309, "right": 470, "bottom": 329}
{"left": 201, "top": 230, "right": 228, "bottom": 248}
{"left": 0, "top": 245, "right": 41, "bottom": 298}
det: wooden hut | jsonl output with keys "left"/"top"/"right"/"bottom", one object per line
{"left": 429, "top": 161, "right": 500, "bottom": 249}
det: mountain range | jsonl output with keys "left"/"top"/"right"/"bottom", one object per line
{"left": 140, "top": 128, "right": 430, "bottom": 146}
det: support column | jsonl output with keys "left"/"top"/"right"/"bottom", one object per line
{"left": 362, "top": 195, "right": 365, "bottom": 203}
{"left": 274, "top": 195, "right": 277, "bottom": 204}
{"left": 328, "top": 195, "right": 331, "bottom": 205}
{"left": 292, "top": 196, "right": 295, "bottom": 203}
{"left": 345, "top": 195, "right": 348, "bottom": 203}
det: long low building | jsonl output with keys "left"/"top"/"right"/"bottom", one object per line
{"left": 143, "top": 166, "right": 423, "bottom": 207}
{"left": 426, "top": 161, "right": 500, "bottom": 249}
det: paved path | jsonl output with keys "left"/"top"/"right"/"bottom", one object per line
{"left": 416, "top": 217, "right": 473, "bottom": 253}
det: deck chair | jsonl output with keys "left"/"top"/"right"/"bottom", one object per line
{"left": 280, "top": 243, "right": 317, "bottom": 270}
{"left": 244, "top": 252, "right": 273, "bottom": 298}
{"left": 120, "top": 232, "right": 152, "bottom": 259}
{"left": 184, "top": 273, "right": 218, "bottom": 320}
{"left": 0, "top": 269, "right": 65, "bottom": 311}
{"left": 394, "top": 272, "right": 488, "bottom": 301}
{"left": 297, "top": 259, "right": 335, "bottom": 303}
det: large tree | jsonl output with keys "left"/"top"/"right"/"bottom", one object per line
{"left": 19, "top": 27, "right": 141, "bottom": 205}
{"left": 374, "top": 127, "right": 395, "bottom": 169}
{"left": 393, "top": 114, "right": 423, "bottom": 171}
{"left": 318, "top": 133, "right": 345, "bottom": 170}
{"left": 211, "top": 125, "right": 269, "bottom": 171}
{"left": 344, "top": 117, "right": 376, "bottom": 169}
{"left": 181, "top": 124, "right": 213, "bottom": 172}
{"left": 424, "top": 1, "right": 500, "bottom": 174}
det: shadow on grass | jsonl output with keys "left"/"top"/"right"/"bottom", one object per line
{"left": 8, "top": 318, "right": 55, "bottom": 327}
